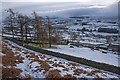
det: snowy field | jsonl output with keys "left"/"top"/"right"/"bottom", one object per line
{"left": 46, "top": 45, "right": 119, "bottom": 67}
{"left": 2, "top": 40, "right": 119, "bottom": 79}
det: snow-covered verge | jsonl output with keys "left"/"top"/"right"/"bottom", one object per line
{"left": 46, "top": 45, "right": 119, "bottom": 67}
{"left": 2, "top": 40, "right": 119, "bottom": 79}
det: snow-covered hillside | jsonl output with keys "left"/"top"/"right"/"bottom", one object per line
{"left": 2, "top": 40, "right": 119, "bottom": 79}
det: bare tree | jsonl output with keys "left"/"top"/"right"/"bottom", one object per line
{"left": 17, "top": 14, "right": 25, "bottom": 44}
{"left": 6, "top": 9, "right": 16, "bottom": 38}
{"left": 17, "top": 14, "right": 30, "bottom": 45}
{"left": 23, "top": 15, "right": 31, "bottom": 43}
{"left": 46, "top": 16, "right": 52, "bottom": 47}
{"left": 45, "top": 16, "right": 62, "bottom": 47}
{"left": 32, "top": 11, "right": 43, "bottom": 47}
{"left": 4, "top": 9, "right": 62, "bottom": 47}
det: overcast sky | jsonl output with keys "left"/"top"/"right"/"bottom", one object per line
{"left": 1, "top": 0, "right": 119, "bottom": 19}
{"left": 2, "top": 0, "right": 119, "bottom": 9}
{"left": 2, "top": 0, "right": 119, "bottom": 3}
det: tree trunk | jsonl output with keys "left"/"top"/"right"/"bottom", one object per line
{"left": 48, "top": 25, "right": 51, "bottom": 48}
{"left": 25, "top": 25, "right": 28, "bottom": 43}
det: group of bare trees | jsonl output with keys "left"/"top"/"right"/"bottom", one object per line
{"left": 3, "top": 9, "right": 62, "bottom": 47}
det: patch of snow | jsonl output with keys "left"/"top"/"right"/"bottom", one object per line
{"left": 30, "top": 62, "right": 40, "bottom": 68}
{"left": 92, "top": 32, "right": 118, "bottom": 36}
{"left": 0, "top": 52, "right": 6, "bottom": 56}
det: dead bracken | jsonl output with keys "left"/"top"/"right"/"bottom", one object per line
{"left": 1, "top": 40, "right": 119, "bottom": 79}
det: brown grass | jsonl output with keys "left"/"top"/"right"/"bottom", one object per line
{"left": 2, "top": 47, "right": 16, "bottom": 66}
{"left": 2, "top": 67, "right": 22, "bottom": 78}
{"left": 67, "top": 62, "right": 80, "bottom": 66}
{"left": 2, "top": 42, "right": 25, "bottom": 78}
{"left": 28, "top": 53, "right": 39, "bottom": 60}
{"left": 45, "top": 60, "right": 54, "bottom": 64}
{"left": 63, "top": 74, "right": 76, "bottom": 80}
{"left": 73, "top": 69, "right": 87, "bottom": 75}
{"left": 87, "top": 70, "right": 102, "bottom": 76}
{"left": 40, "top": 61, "right": 51, "bottom": 73}
{"left": 52, "top": 63, "right": 65, "bottom": 68}
{"left": 45, "top": 69, "right": 62, "bottom": 79}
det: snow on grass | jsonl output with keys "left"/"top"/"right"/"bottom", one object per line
{"left": 5, "top": 40, "right": 119, "bottom": 78}
{"left": 79, "top": 41, "right": 105, "bottom": 45}
{"left": 92, "top": 32, "right": 118, "bottom": 36}
{"left": 46, "top": 45, "right": 119, "bottom": 67}
{"left": 0, "top": 52, "right": 6, "bottom": 56}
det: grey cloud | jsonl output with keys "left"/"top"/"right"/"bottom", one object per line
{"left": 2, "top": 2, "right": 118, "bottom": 19}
